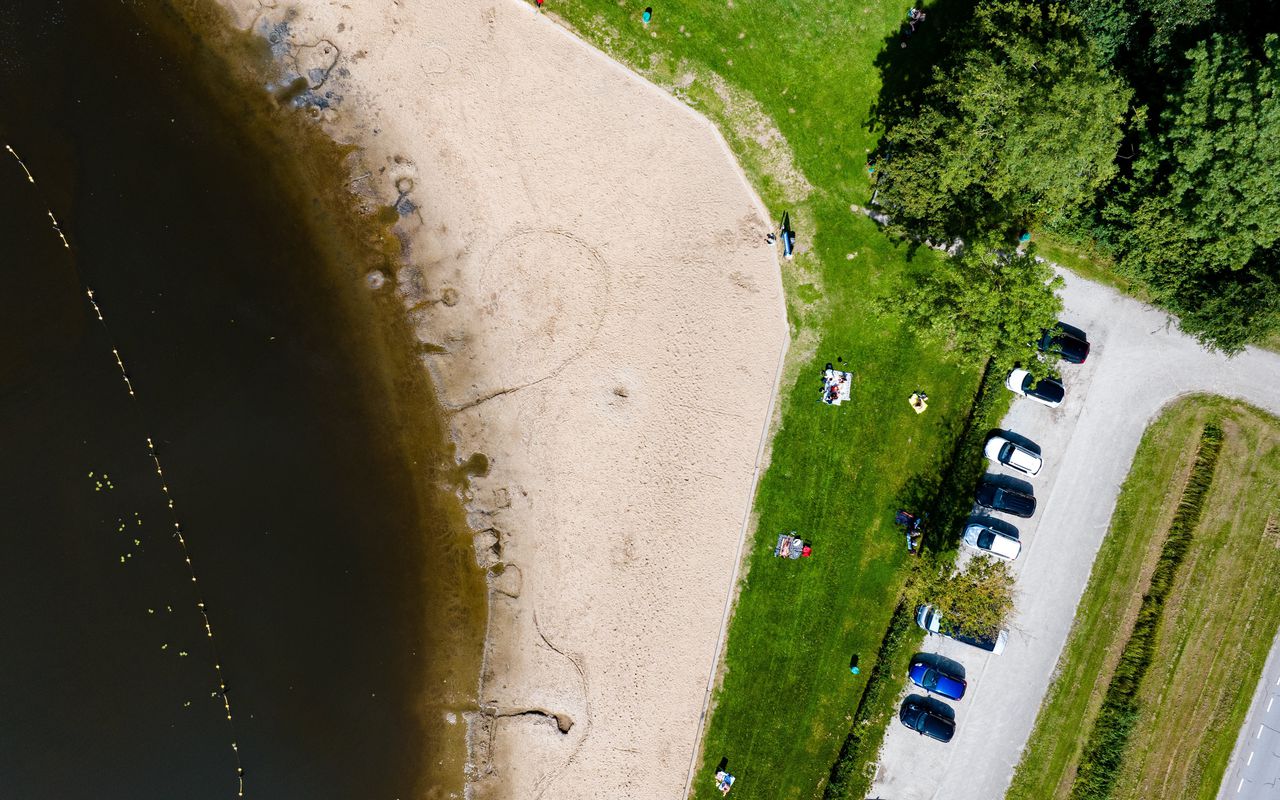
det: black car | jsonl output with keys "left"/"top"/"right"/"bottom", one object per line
{"left": 1038, "top": 324, "right": 1090, "bottom": 364}
{"left": 899, "top": 698, "right": 955, "bottom": 743}
{"left": 975, "top": 481, "right": 1036, "bottom": 518}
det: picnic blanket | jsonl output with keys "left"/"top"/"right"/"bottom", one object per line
{"left": 715, "top": 771, "right": 736, "bottom": 795}
{"left": 774, "top": 532, "right": 811, "bottom": 559}
{"left": 821, "top": 369, "right": 852, "bottom": 406}
{"left": 775, "top": 533, "right": 801, "bottom": 558}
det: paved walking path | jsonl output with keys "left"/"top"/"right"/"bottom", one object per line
{"left": 870, "top": 271, "right": 1280, "bottom": 800}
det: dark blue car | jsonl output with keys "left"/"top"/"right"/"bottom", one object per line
{"left": 908, "top": 661, "right": 967, "bottom": 701}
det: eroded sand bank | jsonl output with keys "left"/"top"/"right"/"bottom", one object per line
{"left": 214, "top": 1, "right": 789, "bottom": 796}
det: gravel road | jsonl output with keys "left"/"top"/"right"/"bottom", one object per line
{"left": 869, "top": 271, "right": 1280, "bottom": 800}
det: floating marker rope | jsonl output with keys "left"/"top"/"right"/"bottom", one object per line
{"left": 7, "top": 143, "right": 246, "bottom": 797}
{"left": 6, "top": 144, "right": 35, "bottom": 183}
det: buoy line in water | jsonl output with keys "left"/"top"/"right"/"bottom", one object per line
{"left": 6, "top": 143, "right": 247, "bottom": 797}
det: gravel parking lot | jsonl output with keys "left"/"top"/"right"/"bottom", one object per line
{"left": 870, "top": 271, "right": 1280, "bottom": 800}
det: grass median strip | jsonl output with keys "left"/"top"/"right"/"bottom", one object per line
{"left": 1008, "top": 396, "right": 1280, "bottom": 800}
{"left": 1070, "top": 419, "right": 1223, "bottom": 800}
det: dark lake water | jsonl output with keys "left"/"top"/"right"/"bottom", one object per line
{"left": 0, "top": 2, "right": 485, "bottom": 798}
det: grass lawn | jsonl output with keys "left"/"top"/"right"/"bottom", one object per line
{"left": 1008, "top": 395, "right": 1280, "bottom": 800}
{"left": 535, "top": 2, "right": 990, "bottom": 798}
{"left": 1031, "top": 231, "right": 1142, "bottom": 299}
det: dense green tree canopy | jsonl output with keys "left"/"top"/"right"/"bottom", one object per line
{"left": 876, "top": 0, "right": 1130, "bottom": 242}
{"left": 929, "top": 557, "right": 1017, "bottom": 638}
{"left": 1107, "top": 34, "right": 1280, "bottom": 351}
{"left": 893, "top": 241, "right": 1063, "bottom": 362}
{"left": 1070, "top": 0, "right": 1215, "bottom": 67}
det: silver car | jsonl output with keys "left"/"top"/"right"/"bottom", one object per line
{"left": 962, "top": 523, "right": 1021, "bottom": 560}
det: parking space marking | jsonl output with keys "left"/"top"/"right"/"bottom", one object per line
{"left": 1239, "top": 778, "right": 1245, "bottom": 793}
{"left": 1258, "top": 724, "right": 1265, "bottom": 739}
{"left": 1249, "top": 751, "right": 1255, "bottom": 766}
{"left": 1269, "top": 697, "right": 1274, "bottom": 713}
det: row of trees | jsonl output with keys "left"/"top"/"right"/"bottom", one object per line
{"left": 876, "top": 0, "right": 1280, "bottom": 353}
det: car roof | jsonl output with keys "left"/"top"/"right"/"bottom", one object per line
{"left": 921, "top": 711, "right": 955, "bottom": 740}
{"left": 916, "top": 604, "right": 942, "bottom": 632}
{"left": 987, "top": 531, "right": 1021, "bottom": 558}
{"left": 1007, "top": 445, "right": 1041, "bottom": 470}
{"left": 1032, "top": 378, "right": 1065, "bottom": 402}
{"left": 935, "top": 671, "right": 966, "bottom": 695}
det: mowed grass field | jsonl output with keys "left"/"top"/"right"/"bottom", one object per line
{"left": 1008, "top": 396, "right": 1280, "bottom": 800}
{"left": 537, "top": 2, "right": 985, "bottom": 798}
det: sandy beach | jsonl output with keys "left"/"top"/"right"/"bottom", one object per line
{"left": 211, "top": 1, "right": 789, "bottom": 797}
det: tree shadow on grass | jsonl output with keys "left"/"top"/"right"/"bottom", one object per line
{"left": 858, "top": 0, "right": 982, "bottom": 267}
{"left": 893, "top": 359, "right": 1000, "bottom": 555}
{"left": 865, "top": 0, "right": 981, "bottom": 144}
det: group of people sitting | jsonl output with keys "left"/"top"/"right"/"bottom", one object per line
{"left": 901, "top": 6, "right": 928, "bottom": 45}
{"left": 715, "top": 769, "right": 736, "bottom": 795}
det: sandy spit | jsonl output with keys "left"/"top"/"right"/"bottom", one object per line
{"left": 213, "top": 1, "right": 790, "bottom": 796}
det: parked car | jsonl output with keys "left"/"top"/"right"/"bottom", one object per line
{"left": 984, "top": 434, "right": 1043, "bottom": 476}
{"left": 963, "top": 523, "right": 1021, "bottom": 560}
{"left": 974, "top": 480, "right": 1036, "bottom": 517}
{"left": 899, "top": 698, "right": 956, "bottom": 743}
{"left": 1005, "top": 368, "right": 1065, "bottom": 408}
{"left": 916, "top": 604, "right": 1009, "bottom": 655}
{"left": 908, "top": 661, "right": 967, "bottom": 701}
{"left": 1037, "top": 324, "right": 1090, "bottom": 364}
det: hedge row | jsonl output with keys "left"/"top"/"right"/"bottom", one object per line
{"left": 822, "top": 359, "right": 1007, "bottom": 800}
{"left": 1070, "top": 422, "right": 1225, "bottom": 800}
{"left": 821, "top": 598, "right": 917, "bottom": 800}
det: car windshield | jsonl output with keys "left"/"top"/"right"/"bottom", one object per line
{"left": 1000, "top": 442, "right": 1016, "bottom": 463}
{"left": 976, "top": 530, "right": 996, "bottom": 550}
{"left": 921, "top": 668, "right": 938, "bottom": 691}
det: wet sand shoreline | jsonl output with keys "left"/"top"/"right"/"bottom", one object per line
{"left": 1, "top": 0, "right": 489, "bottom": 796}
{"left": 137, "top": 2, "right": 492, "bottom": 796}
{"left": 196, "top": 1, "right": 790, "bottom": 797}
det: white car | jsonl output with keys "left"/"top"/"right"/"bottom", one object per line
{"left": 984, "top": 434, "right": 1043, "bottom": 476}
{"left": 915, "top": 605, "right": 1009, "bottom": 655}
{"left": 1005, "top": 368, "right": 1065, "bottom": 408}
{"left": 963, "top": 523, "right": 1021, "bottom": 560}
